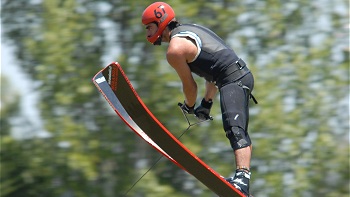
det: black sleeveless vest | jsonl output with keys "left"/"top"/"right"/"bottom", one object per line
{"left": 170, "top": 24, "right": 239, "bottom": 82}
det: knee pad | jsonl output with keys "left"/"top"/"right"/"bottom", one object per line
{"left": 225, "top": 127, "right": 251, "bottom": 150}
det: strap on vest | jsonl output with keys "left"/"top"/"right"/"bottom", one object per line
{"left": 216, "top": 58, "right": 258, "bottom": 104}
{"left": 237, "top": 81, "right": 258, "bottom": 104}
{"left": 216, "top": 58, "right": 250, "bottom": 88}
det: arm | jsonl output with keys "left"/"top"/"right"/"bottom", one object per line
{"left": 166, "top": 37, "right": 198, "bottom": 107}
{"left": 204, "top": 81, "right": 218, "bottom": 101}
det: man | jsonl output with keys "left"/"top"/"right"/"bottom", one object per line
{"left": 142, "top": 2, "right": 257, "bottom": 197}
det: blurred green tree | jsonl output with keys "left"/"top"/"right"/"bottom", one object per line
{"left": 1, "top": 0, "right": 348, "bottom": 196}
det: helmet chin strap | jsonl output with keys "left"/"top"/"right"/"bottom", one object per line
{"left": 153, "top": 35, "right": 162, "bottom": 45}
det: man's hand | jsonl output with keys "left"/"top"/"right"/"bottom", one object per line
{"left": 194, "top": 98, "right": 213, "bottom": 120}
{"left": 178, "top": 101, "right": 195, "bottom": 114}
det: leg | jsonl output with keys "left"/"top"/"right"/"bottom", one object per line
{"left": 226, "top": 131, "right": 252, "bottom": 196}
{"left": 234, "top": 145, "right": 252, "bottom": 171}
{"left": 219, "top": 80, "right": 254, "bottom": 196}
{"left": 225, "top": 126, "right": 252, "bottom": 170}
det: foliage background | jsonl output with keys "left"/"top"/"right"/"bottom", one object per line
{"left": 1, "top": 0, "right": 349, "bottom": 197}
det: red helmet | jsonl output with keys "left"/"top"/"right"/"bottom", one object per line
{"left": 142, "top": 2, "right": 175, "bottom": 44}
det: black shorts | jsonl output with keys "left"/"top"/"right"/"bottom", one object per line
{"left": 219, "top": 72, "right": 254, "bottom": 132}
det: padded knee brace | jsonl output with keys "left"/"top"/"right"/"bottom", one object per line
{"left": 225, "top": 127, "right": 251, "bottom": 150}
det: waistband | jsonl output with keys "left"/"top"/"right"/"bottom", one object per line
{"left": 215, "top": 58, "right": 251, "bottom": 88}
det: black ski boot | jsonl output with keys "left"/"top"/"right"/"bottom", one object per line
{"left": 226, "top": 169, "right": 252, "bottom": 197}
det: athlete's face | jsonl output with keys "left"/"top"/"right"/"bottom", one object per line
{"left": 145, "top": 23, "right": 158, "bottom": 39}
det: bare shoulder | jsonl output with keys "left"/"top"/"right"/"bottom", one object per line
{"left": 167, "top": 37, "right": 197, "bottom": 65}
